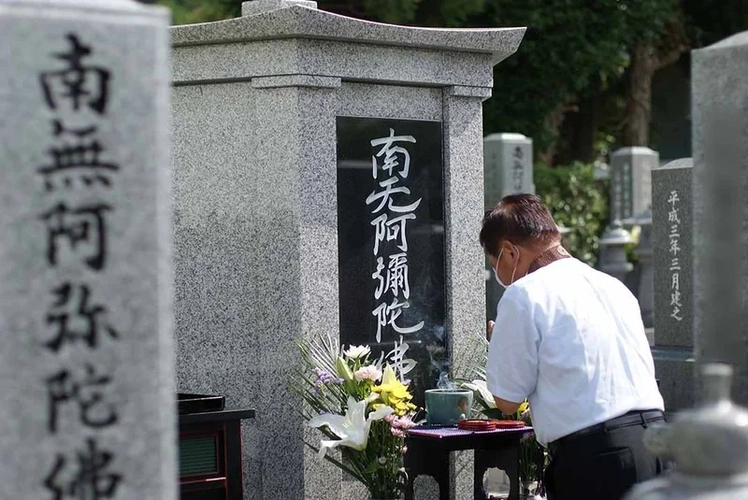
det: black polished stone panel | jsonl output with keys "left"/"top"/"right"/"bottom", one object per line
{"left": 336, "top": 116, "right": 446, "bottom": 406}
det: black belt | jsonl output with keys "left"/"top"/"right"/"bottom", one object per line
{"left": 548, "top": 409, "right": 664, "bottom": 455}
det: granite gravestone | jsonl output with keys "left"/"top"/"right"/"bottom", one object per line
{"left": 610, "top": 147, "right": 657, "bottom": 220}
{"left": 0, "top": 0, "right": 176, "bottom": 499}
{"left": 651, "top": 159, "right": 694, "bottom": 412}
{"left": 483, "top": 133, "right": 534, "bottom": 320}
{"left": 337, "top": 117, "right": 446, "bottom": 405}
{"left": 483, "top": 133, "right": 534, "bottom": 206}
{"left": 692, "top": 31, "right": 748, "bottom": 405}
{"left": 170, "top": 1, "right": 525, "bottom": 497}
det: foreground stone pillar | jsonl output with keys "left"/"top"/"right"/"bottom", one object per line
{"left": 692, "top": 31, "right": 748, "bottom": 404}
{"left": 0, "top": 1, "right": 176, "bottom": 498}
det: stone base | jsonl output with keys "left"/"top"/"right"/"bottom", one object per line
{"left": 654, "top": 355, "right": 695, "bottom": 413}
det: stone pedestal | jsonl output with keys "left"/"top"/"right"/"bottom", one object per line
{"left": 170, "top": 1, "right": 525, "bottom": 498}
{"left": 0, "top": 1, "right": 176, "bottom": 498}
{"left": 692, "top": 32, "right": 748, "bottom": 405}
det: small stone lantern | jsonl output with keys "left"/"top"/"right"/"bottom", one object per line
{"left": 597, "top": 219, "right": 633, "bottom": 282}
{"left": 625, "top": 363, "right": 748, "bottom": 499}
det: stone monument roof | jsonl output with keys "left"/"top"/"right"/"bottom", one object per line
{"left": 171, "top": 3, "right": 525, "bottom": 64}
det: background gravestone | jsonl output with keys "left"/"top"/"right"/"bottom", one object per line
{"left": 651, "top": 159, "right": 694, "bottom": 413}
{"left": 692, "top": 31, "right": 748, "bottom": 405}
{"left": 483, "top": 132, "right": 534, "bottom": 206}
{"left": 0, "top": 0, "right": 176, "bottom": 498}
{"left": 170, "top": 1, "right": 525, "bottom": 498}
{"left": 483, "top": 133, "right": 534, "bottom": 321}
{"left": 610, "top": 147, "right": 657, "bottom": 221}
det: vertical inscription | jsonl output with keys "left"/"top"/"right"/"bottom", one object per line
{"left": 38, "top": 33, "right": 122, "bottom": 499}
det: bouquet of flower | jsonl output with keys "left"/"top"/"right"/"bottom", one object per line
{"left": 290, "top": 332, "right": 419, "bottom": 499}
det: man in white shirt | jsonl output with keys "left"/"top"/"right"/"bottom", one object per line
{"left": 481, "top": 194, "right": 665, "bottom": 500}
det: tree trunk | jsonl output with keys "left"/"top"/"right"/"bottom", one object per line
{"left": 537, "top": 101, "right": 577, "bottom": 167}
{"left": 557, "top": 85, "right": 602, "bottom": 165}
{"left": 622, "top": 42, "right": 657, "bottom": 147}
{"left": 622, "top": 39, "right": 687, "bottom": 147}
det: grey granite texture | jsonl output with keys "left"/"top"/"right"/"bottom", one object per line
{"left": 449, "top": 85, "right": 494, "bottom": 99}
{"left": 251, "top": 74, "right": 340, "bottom": 88}
{"left": 443, "top": 88, "right": 488, "bottom": 499}
{"left": 0, "top": 0, "right": 143, "bottom": 12}
{"left": 610, "top": 147, "right": 657, "bottom": 220}
{"left": 654, "top": 354, "right": 695, "bottom": 413}
{"left": 0, "top": 1, "right": 176, "bottom": 499}
{"left": 173, "top": 39, "right": 498, "bottom": 89}
{"left": 172, "top": 80, "right": 341, "bottom": 499}
{"left": 242, "top": 0, "right": 317, "bottom": 17}
{"left": 171, "top": 4, "right": 525, "bottom": 65}
{"left": 336, "top": 82, "right": 443, "bottom": 121}
{"left": 692, "top": 31, "right": 748, "bottom": 405}
{"left": 652, "top": 159, "right": 693, "bottom": 348}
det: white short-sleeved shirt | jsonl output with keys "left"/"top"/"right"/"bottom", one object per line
{"left": 486, "top": 258, "right": 664, "bottom": 446}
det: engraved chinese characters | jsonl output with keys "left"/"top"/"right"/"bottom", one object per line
{"left": 652, "top": 159, "right": 693, "bottom": 348}
{"left": 368, "top": 129, "right": 425, "bottom": 343}
{"left": 667, "top": 191, "right": 684, "bottom": 322}
{"left": 0, "top": 1, "right": 175, "bottom": 499}
{"left": 337, "top": 117, "right": 446, "bottom": 404}
{"left": 38, "top": 33, "right": 124, "bottom": 499}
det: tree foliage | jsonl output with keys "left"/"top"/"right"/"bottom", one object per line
{"left": 534, "top": 162, "right": 608, "bottom": 266}
{"left": 158, "top": 0, "right": 748, "bottom": 164}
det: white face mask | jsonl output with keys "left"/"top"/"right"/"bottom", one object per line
{"left": 493, "top": 247, "right": 518, "bottom": 289}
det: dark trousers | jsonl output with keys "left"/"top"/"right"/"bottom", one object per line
{"left": 544, "top": 410, "right": 665, "bottom": 500}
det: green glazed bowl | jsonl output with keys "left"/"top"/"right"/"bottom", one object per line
{"left": 424, "top": 389, "right": 473, "bottom": 425}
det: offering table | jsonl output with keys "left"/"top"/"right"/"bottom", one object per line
{"left": 405, "top": 425, "right": 533, "bottom": 500}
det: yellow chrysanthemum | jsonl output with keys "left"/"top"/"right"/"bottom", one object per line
{"left": 372, "top": 365, "right": 415, "bottom": 416}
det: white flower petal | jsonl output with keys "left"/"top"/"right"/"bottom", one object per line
{"left": 309, "top": 413, "right": 347, "bottom": 433}
{"left": 318, "top": 439, "right": 340, "bottom": 459}
{"left": 344, "top": 345, "right": 371, "bottom": 359}
{"left": 369, "top": 405, "right": 394, "bottom": 422}
{"left": 463, "top": 380, "right": 496, "bottom": 409}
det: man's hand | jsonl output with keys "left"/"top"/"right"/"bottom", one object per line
{"left": 487, "top": 320, "right": 495, "bottom": 341}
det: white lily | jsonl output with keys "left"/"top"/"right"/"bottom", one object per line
{"left": 343, "top": 345, "right": 371, "bottom": 359}
{"left": 462, "top": 379, "right": 497, "bottom": 409}
{"left": 309, "top": 396, "right": 394, "bottom": 458}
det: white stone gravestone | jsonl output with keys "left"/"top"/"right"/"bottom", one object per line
{"left": 0, "top": 0, "right": 176, "bottom": 498}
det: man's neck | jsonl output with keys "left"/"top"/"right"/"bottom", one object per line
{"left": 527, "top": 244, "right": 571, "bottom": 274}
